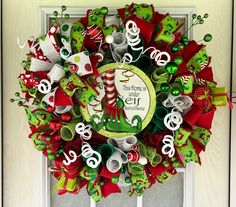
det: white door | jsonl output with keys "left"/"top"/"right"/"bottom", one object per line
{"left": 2, "top": 1, "right": 233, "bottom": 207}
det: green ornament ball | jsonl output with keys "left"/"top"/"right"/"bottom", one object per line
{"left": 171, "top": 87, "right": 181, "bottom": 96}
{"left": 61, "top": 5, "right": 67, "bottom": 12}
{"left": 192, "top": 14, "right": 197, "bottom": 19}
{"left": 18, "top": 101, "right": 23, "bottom": 106}
{"left": 10, "top": 98, "right": 15, "bottom": 103}
{"left": 199, "top": 19, "right": 204, "bottom": 24}
{"left": 204, "top": 13, "right": 209, "bottom": 18}
{"left": 204, "top": 34, "right": 213, "bottom": 42}
{"left": 111, "top": 176, "right": 119, "bottom": 184}
{"left": 51, "top": 18, "right": 57, "bottom": 24}
{"left": 174, "top": 57, "right": 183, "bottom": 65}
{"left": 197, "top": 15, "right": 202, "bottom": 20}
{"left": 48, "top": 154, "right": 55, "bottom": 160}
{"left": 125, "top": 177, "right": 131, "bottom": 184}
{"left": 15, "top": 92, "right": 20, "bottom": 97}
{"left": 64, "top": 14, "right": 70, "bottom": 19}
{"left": 165, "top": 62, "right": 178, "bottom": 74}
{"left": 171, "top": 45, "right": 179, "bottom": 52}
{"left": 53, "top": 11, "right": 58, "bottom": 17}
{"left": 160, "top": 82, "right": 171, "bottom": 93}
{"left": 179, "top": 44, "right": 184, "bottom": 50}
{"left": 101, "top": 7, "right": 108, "bottom": 15}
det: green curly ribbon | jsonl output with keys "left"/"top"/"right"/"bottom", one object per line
{"left": 146, "top": 106, "right": 169, "bottom": 133}
{"left": 137, "top": 141, "right": 162, "bottom": 167}
{"left": 128, "top": 162, "right": 144, "bottom": 175}
{"left": 97, "top": 144, "right": 114, "bottom": 163}
{"left": 151, "top": 68, "right": 169, "bottom": 92}
{"left": 69, "top": 104, "right": 83, "bottom": 119}
{"left": 60, "top": 122, "right": 78, "bottom": 141}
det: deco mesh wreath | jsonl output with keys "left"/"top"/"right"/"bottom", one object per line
{"left": 13, "top": 3, "right": 229, "bottom": 201}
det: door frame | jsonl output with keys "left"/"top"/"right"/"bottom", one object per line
{"left": 39, "top": 6, "right": 195, "bottom": 207}
{"left": 230, "top": 0, "right": 236, "bottom": 206}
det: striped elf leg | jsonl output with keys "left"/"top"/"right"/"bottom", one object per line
{"left": 102, "top": 70, "right": 117, "bottom": 107}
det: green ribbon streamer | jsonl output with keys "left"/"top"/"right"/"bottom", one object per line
{"left": 137, "top": 141, "right": 162, "bottom": 167}
{"left": 25, "top": 108, "right": 55, "bottom": 128}
{"left": 146, "top": 106, "right": 169, "bottom": 133}
{"left": 191, "top": 127, "right": 211, "bottom": 147}
{"left": 97, "top": 144, "right": 114, "bottom": 164}
{"left": 80, "top": 166, "right": 102, "bottom": 202}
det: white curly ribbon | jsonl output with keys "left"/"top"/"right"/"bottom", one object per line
{"left": 107, "top": 136, "right": 137, "bottom": 152}
{"left": 164, "top": 108, "right": 183, "bottom": 131}
{"left": 63, "top": 150, "right": 79, "bottom": 166}
{"left": 162, "top": 94, "right": 193, "bottom": 112}
{"left": 75, "top": 122, "right": 92, "bottom": 140}
{"left": 122, "top": 20, "right": 171, "bottom": 67}
{"left": 106, "top": 148, "right": 128, "bottom": 173}
{"left": 37, "top": 79, "right": 52, "bottom": 94}
{"left": 161, "top": 135, "right": 175, "bottom": 158}
{"left": 161, "top": 94, "right": 190, "bottom": 158}
{"left": 81, "top": 142, "right": 102, "bottom": 169}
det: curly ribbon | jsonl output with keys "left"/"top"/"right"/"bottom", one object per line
{"left": 128, "top": 162, "right": 144, "bottom": 175}
{"left": 106, "top": 148, "right": 128, "bottom": 173}
{"left": 146, "top": 106, "right": 169, "bottom": 133}
{"left": 110, "top": 32, "right": 128, "bottom": 62}
{"left": 162, "top": 94, "right": 193, "bottom": 112}
{"left": 81, "top": 142, "right": 102, "bottom": 169}
{"left": 161, "top": 135, "right": 175, "bottom": 158}
{"left": 60, "top": 122, "right": 78, "bottom": 141}
{"left": 107, "top": 136, "right": 137, "bottom": 152}
{"left": 137, "top": 141, "right": 162, "bottom": 167}
{"left": 164, "top": 108, "right": 183, "bottom": 131}
{"left": 151, "top": 68, "right": 169, "bottom": 92}
{"left": 97, "top": 144, "right": 114, "bottom": 163}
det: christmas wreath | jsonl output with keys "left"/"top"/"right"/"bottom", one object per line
{"left": 13, "top": 3, "right": 230, "bottom": 201}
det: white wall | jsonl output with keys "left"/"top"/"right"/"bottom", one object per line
{"left": 3, "top": 0, "right": 232, "bottom": 207}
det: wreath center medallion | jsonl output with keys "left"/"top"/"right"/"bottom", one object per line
{"left": 81, "top": 63, "right": 156, "bottom": 138}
